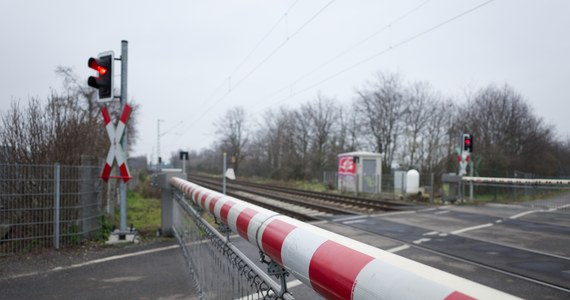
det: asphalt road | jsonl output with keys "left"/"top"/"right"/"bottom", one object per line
{"left": 0, "top": 241, "right": 196, "bottom": 300}
{"left": 1, "top": 201, "right": 568, "bottom": 300}
{"left": 316, "top": 203, "right": 570, "bottom": 299}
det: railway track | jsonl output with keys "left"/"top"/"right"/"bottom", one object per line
{"left": 338, "top": 215, "right": 570, "bottom": 296}
{"left": 187, "top": 174, "right": 410, "bottom": 220}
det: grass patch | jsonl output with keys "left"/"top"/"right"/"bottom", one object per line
{"left": 115, "top": 191, "right": 161, "bottom": 236}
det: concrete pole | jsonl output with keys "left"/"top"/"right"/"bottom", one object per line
{"left": 119, "top": 40, "right": 128, "bottom": 234}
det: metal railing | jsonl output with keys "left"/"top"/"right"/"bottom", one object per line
{"left": 172, "top": 191, "right": 293, "bottom": 299}
{"left": 0, "top": 164, "right": 103, "bottom": 254}
{"left": 461, "top": 176, "right": 570, "bottom": 210}
{"left": 323, "top": 171, "right": 436, "bottom": 201}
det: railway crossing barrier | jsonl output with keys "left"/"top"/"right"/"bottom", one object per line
{"left": 162, "top": 174, "right": 518, "bottom": 299}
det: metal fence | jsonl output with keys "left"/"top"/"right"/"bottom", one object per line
{"left": 172, "top": 191, "right": 292, "bottom": 299}
{"left": 323, "top": 171, "right": 436, "bottom": 201}
{"left": 324, "top": 170, "right": 570, "bottom": 210}
{"left": 0, "top": 164, "right": 103, "bottom": 254}
{"left": 462, "top": 181, "right": 570, "bottom": 211}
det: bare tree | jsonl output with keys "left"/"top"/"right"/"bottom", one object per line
{"left": 354, "top": 72, "right": 407, "bottom": 170}
{"left": 335, "top": 103, "right": 362, "bottom": 153}
{"left": 399, "top": 81, "right": 435, "bottom": 168}
{"left": 214, "top": 106, "right": 250, "bottom": 174}
{"left": 252, "top": 107, "right": 303, "bottom": 179}
{"left": 0, "top": 67, "right": 139, "bottom": 166}
{"left": 421, "top": 99, "right": 456, "bottom": 173}
{"left": 455, "top": 84, "right": 558, "bottom": 175}
{"left": 302, "top": 94, "right": 338, "bottom": 177}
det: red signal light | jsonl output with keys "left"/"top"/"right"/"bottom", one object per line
{"left": 97, "top": 66, "right": 107, "bottom": 75}
{"left": 88, "top": 58, "right": 108, "bottom": 75}
{"left": 87, "top": 51, "right": 114, "bottom": 101}
{"left": 462, "top": 133, "right": 474, "bottom": 153}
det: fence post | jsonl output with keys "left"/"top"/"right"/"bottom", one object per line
{"left": 53, "top": 163, "right": 60, "bottom": 249}
{"left": 354, "top": 174, "right": 358, "bottom": 197}
{"left": 430, "top": 173, "right": 434, "bottom": 203}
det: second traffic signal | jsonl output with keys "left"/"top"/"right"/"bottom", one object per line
{"left": 463, "top": 133, "right": 473, "bottom": 153}
{"left": 88, "top": 51, "right": 114, "bottom": 101}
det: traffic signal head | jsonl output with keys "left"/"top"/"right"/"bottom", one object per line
{"left": 87, "top": 51, "right": 114, "bottom": 102}
{"left": 463, "top": 133, "right": 473, "bottom": 153}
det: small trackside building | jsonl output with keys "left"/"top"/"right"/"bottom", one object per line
{"left": 337, "top": 151, "right": 382, "bottom": 194}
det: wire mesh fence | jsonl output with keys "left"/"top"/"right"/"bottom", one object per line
{"left": 323, "top": 171, "right": 436, "bottom": 202}
{"left": 461, "top": 181, "right": 570, "bottom": 211}
{"left": 172, "top": 191, "right": 292, "bottom": 300}
{"left": 0, "top": 163, "right": 103, "bottom": 255}
{"left": 323, "top": 170, "right": 570, "bottom": 210}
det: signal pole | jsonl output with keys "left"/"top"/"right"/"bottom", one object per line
{"left": 223, "top": 152, "right": 227, "bottom": 195}
{"left": 119, "top": 40, "right": 129, "bottom": 235}
{"left": 157, "top": 119, "right": 164, "bottom": 171}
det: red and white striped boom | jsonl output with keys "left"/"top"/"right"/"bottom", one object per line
{"left": 170, "top": 177, "right": 518, "bottom": 300}
{"left": 463, "top": 176, "right": 570, "bottom": 185}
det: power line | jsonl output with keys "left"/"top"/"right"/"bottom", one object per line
{"left": 260, "top": 0, "right": 497, "bottom": 110}
{"left": 160, "top": 120, "right": 184, "bottom": 136}
{"left": 257, "top": 0, "right": 434, "bottom": 107}
{"left": 229, "top": 0, "right": 301, "bottom": 79}
{"left": 159, "top": 1, "right": 300, "bottom": 141}
{"left": 200, "top": 0, "right": 301, "bottom": 106}
{"left": 230, "top": 0, "right": 336, "bottom": 91}
{"left": 167, "top": 0, "right": 495, "bottom": 153}
{"left": 176, "top": 0, "right": 336, "bottom": 136}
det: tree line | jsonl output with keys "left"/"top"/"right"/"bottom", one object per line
{"left": 0, "top": 67, "right": 138, "bottom": 166}
{"left": 172, "top": 72, "right": 570, "bottom": 180}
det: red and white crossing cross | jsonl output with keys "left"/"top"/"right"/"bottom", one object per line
{"left": 100, "top": 104, "right": 132, "bottom": 183}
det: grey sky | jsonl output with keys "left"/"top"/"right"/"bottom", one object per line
{"left": 1, "top": 0, "right": 569, "bottom": 163}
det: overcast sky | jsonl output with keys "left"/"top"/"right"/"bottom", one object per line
{"left": 1, "top": 0, "right": 569, "bottom": 164}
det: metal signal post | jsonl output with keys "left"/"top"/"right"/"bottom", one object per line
{"left": 119, "top": 40, "right": 129, "bottom": 235}
{"left": 87, "top": 41, "right": 131, "bottom": 238}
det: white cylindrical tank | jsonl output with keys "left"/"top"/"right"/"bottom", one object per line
{"left": 406, "top": 169, "right": 420, "bottom": 195}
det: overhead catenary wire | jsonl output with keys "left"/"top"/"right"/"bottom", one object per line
{"left": 173, "top": 0, "right": 337, "bottom": 139}
{"left": 166, "top": 0, "right": 495, "bottom": 154}
{"left": 200, "top": 0, "right": 301, "bottom": 106}
{"left": 259, "top": 0, "right": 497, "bottom": 111}
{"left": 255, "top": 0, "right": 434, "bottom": 108}
{"left": 159, "top": 0, "right": 301, "bottom": 140}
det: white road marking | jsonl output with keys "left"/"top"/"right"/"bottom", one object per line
{"left": 374, "top": 210, "right": 416, "bottom": 217}
{"left": 423, "top": 231, "right": 439, "bottom": 236}
{"left": 418, "top": 208, "right": 438, "bottom": 213}
{"left": 434, "top": 210, "right": 450, "bottom": 215}
{"left": 386, "top": 245, "right": 410, "bottom": 253}
{"left": 343, "top": 219, "right": 366, "bottom": 225}
{"left": 509, "top": 210, "right": 542, "bottom": 219}
{"left": 548, "top": 203, "right": 570, "bottom": 211}
{"left": 334, "top": 215, "right": 367, "bottom": 222}
{"left": 102, "top": 276, "right": 143, "bottom": 283}
{"left": 451, "top": 223, "right": 494, "bottom": 235}
{"left": 412, "top": 238, "right": 431, "bottom": 244}
{"left": 5, "top": 244, "right": 185, "bottom": 280}
{"left": 235, "top": 280, "right": 303, "bottom": 300}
